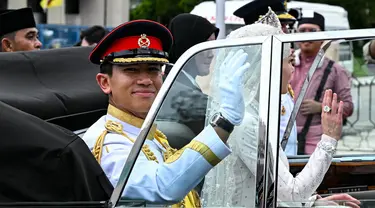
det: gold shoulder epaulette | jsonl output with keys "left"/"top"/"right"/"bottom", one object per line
{"left": 94, "top": 120, "right": 160, "bottom": 163}
{"left": 92, "top": 121, "right": 122, "bottom": 164}
{"left": 92, "top": 120, "right": 129, "bottom": 164}
{"left": 105, "top": 120, "right": 124, "bottom": 134}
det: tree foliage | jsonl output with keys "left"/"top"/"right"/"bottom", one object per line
{"left": 299, "top": 0, "right": 375, "bottom": 56}
{"left": 131, "top": 0, "right": 375, "bottom": 56}
{"left": 130, "top": 0, "right": 205, "bottom": 26}
{"left": 299, "top": 0, "right": 375, "bottom": 29}
{"left": 131, "top": 0, "right": 375, "bottom": 29}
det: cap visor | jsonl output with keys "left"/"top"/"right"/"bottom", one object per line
{"left": 278, "top": 13, "right": 296, "bottom": 21}
{"left": 106, "top": 57, "right": 170, "bottom": 66}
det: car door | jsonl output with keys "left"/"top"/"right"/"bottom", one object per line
{"left": 111, "top": 28, "right": 375, "bottom": 208}
{"left": 279, "top": 29, "right": 375, "bottom": 207}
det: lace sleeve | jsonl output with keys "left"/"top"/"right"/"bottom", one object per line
{"left": 277, "top": 135, "right": 337, "bottom": 203}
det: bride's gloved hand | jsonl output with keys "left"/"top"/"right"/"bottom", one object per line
{"left": 218, "top": 49, "right": 250, "bottom": 126}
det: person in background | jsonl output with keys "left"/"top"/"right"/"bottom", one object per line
{"left": 198, "top": 0, "right": 300, "bottom": 94}
{"left": 290, "top": 12, "right": 354, "bottom": 155}
{"left": 233, "top": 0, "right": 298, "bottom": 34}
{"left": 166, "top": 13, "right": 219, "bottom": 79}
{"left": 158, "top": 13, "right": 219, "bottom": 145}
{"left": 74, "top": 25, "right": 108, "bottom": 47}
{"left": 324, "top": 40, "right": 340, "bottom": 63}
{"left": 233, "top": 0, "right": 299, "bottom": 155}
{"left": 363, "top": 39, "right": 375, "bottom": 63}
{"left": 0, "top": 8, "right": 42, "bottom": 52}
{"left": 157, "top": 13, "right": 219, "bottom": 196}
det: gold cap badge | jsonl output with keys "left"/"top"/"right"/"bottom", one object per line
{"left": 138, "top": 34, "right": 150, "bottom": 49}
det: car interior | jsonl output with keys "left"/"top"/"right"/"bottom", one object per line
{"left": 289, "top": 154, "right": 375, "bottom": 205}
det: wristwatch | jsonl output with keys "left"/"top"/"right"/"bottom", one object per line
{"left": 209, "top": 112, "right": 234, "bottom": 133}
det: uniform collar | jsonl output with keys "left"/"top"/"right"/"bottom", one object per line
{"left": 107, "top": 104, "right": 157, "bottom": 140}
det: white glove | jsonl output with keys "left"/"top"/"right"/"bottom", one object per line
{"left": 218, "top": 49, "right": 250, "bottom": 126}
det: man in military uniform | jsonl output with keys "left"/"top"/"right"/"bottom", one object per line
{"left": 82, "top": 20, "right": 250, "bottom": 206}
{"left": 0, "top": 8, "right": 42, "bottom": 52}
{"left": 234, "top": 0, "right": 299, "bottom": 34}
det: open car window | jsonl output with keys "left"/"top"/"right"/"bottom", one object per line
{"left": 274, "top": 30, "right": 375, "bottom": 206}
{"left": 110, "top": 29, "right": 375, "bottom": 207}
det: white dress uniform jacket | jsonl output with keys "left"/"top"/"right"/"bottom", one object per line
{"left": 280, "top": 92, "right": 298, "bottom": 156}
{"left": 82, "top": 105, "right": 231, "bottom": 205}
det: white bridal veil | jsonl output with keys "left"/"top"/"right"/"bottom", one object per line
{"left": 202, "top": 8, "right": 291, "bottom": 207}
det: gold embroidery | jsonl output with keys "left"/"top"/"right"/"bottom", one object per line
{"left": 112, "top": 57, "right": 169, "bottom": 64}
{"left": 188, "top": 140, "right": 221, "bottom": 166}
{"left": 142, "top": 144, "right": 158, "bottom": 162}
{"left": 281, "top": 106, "right": 286, "bottom": 116}
{"left": 105, "top": 119, "right": 123, "bottom": 133}
{"left": 165, "top": 147, "right": 185, "bottom": 163}
{"left": 107, "top": 104, "right": 156, "bottom": 140}
{"left": 278, "top": 13, "right": 296, "bottom": 20}
{"left": 189, "top": 141, "right": 221, "bottom": 166}
{"left": 99, "top": 57, "right": 169, "bottom": 64}
{"left": 288, "top": 84, "right": 295, "bottom": 98}
{"left": 172, "top": 190, "right": 201, "bottom": 208}
{"left": 153, "top": 130, "right": 179, "bottom": 161}
{"left": 165, "top": 140, "right": 221, "bottom": 167}
{"left": 92, "top": 120, "right": 161, "bottom": 164}
{"left": 104, "top": 120, "right": 160, "bottom": 163}
{"left": 92, "top": 130, "right": 108, "bottom": 164}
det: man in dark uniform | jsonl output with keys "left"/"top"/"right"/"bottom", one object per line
{"left": 234, "top": 0, "right": 299, "bottom": 34}
{"left": 0, "top": 8, "right": 42, "bottom": 52}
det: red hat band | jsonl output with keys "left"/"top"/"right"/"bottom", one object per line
{"left": 102, "top": 34, "right": 163, "bottom": 59}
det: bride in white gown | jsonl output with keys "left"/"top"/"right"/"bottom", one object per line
{"left": 201, "top": 8, "right": 360, "bottom": 208}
